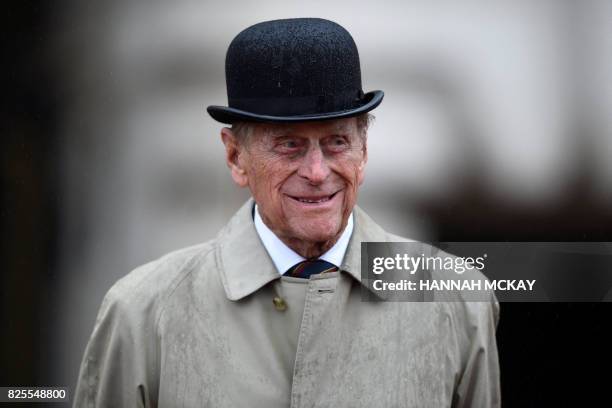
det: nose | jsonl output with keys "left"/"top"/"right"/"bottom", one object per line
{"left": 297, "top": 145, "right": 330, "bottom": 184}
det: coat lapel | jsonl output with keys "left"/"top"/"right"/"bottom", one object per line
{"left": 215, "top": 199, "right": 279, "bottom": 301}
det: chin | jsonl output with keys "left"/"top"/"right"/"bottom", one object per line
{"left": 293, "top": 219, "right": 341, "bottom": 243}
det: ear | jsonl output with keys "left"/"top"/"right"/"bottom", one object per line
{"left": 358, "top": 140, "right": 368, "bottom": 185}
{"left": 221, "top": 127, "right": 249, "bottom": 188}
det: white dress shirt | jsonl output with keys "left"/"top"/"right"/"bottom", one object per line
{"left": 254, "top": 204, "right": 354, "bottom": 275}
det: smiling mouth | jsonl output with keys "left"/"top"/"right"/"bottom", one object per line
{"left": 287, "top": 191, "right": 339, "bottom": 204}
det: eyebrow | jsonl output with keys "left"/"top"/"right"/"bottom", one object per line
{"left": 266, "top": 126, "right": 293, "bottom": 137}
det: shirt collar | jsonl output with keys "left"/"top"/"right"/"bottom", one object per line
{"left": 215, "top": 198, "right": 391, "bottom": 301}
{"left": 254, "top": 204, "right": 354, "bottom": 275}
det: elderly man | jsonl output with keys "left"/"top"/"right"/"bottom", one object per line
{"left": 74, "top": 18, "right": 500, "bottom": 407}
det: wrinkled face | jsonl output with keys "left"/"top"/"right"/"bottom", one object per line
{"left": 222, "top": 118, "right": 367, "bottom": 246}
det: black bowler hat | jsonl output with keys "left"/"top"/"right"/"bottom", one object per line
{"left": 207, "top": 18, "right": 384, "bottom": 124}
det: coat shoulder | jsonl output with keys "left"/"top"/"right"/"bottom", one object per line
{"left": 100, "top": 240, "right": 217, "bottom": 323}
{"left": 355, "top": 209, "right": 500, "bottom": 328}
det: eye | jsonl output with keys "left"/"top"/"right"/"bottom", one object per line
{"left": 281, "top": 140, "right": 298, "bottom": 148}
{"left": 274, "top": 137, "right": 303, "bottom": 153}
{"left": 326, "top": 135, "right": 350, "bottom": 151}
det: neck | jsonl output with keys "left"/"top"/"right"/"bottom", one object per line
{"left": 280, "top": 236, "right": 339, "bottom": 259}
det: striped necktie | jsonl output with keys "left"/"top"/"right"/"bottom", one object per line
{"left": 284, "top": 260, "right": 339, "bottom": 279}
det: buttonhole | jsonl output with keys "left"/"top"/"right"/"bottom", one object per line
{"left": 318, "top": 289, "right": 334, "bottom": 294}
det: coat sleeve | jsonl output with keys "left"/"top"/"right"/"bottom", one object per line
{"left": 452, "top": 293, "right": 501, "bottom": 408}
{"left": 73, "top": 283, "right": 159, "bottom": 408}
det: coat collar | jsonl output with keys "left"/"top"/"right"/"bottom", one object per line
{"left": 215, "top": 198, "right": 389, "bottom": 301}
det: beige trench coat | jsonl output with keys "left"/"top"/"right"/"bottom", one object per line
{"left": 74, "top": 200, "right": 500, "bottom": 407}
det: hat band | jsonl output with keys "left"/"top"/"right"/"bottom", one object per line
{"left": 229, "top": 89, "right": 364, "bottom": 116}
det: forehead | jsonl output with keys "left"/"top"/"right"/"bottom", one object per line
{"left": 256, "top": 117, "right": 358, "bottom": 138}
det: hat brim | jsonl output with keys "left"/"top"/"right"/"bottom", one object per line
{"left": 207, "top": 90, "right": 383, "bottom": 124}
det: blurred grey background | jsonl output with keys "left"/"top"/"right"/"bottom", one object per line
{"left": 2, "top": 0, "right": 611, "bottom": 405}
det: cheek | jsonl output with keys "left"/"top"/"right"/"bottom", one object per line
{"left": 335, "top": 157, "right": 366, "bottom": 190}
{"left": 249, "top": 157, "right": 295, "bottom": 201}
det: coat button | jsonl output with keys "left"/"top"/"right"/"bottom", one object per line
{"left": 273, "top": 296, "right": 287, "bottom": 311}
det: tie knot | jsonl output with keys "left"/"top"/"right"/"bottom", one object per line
{"left": 284, "top": 260, "right": 339, "bottom": 279}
